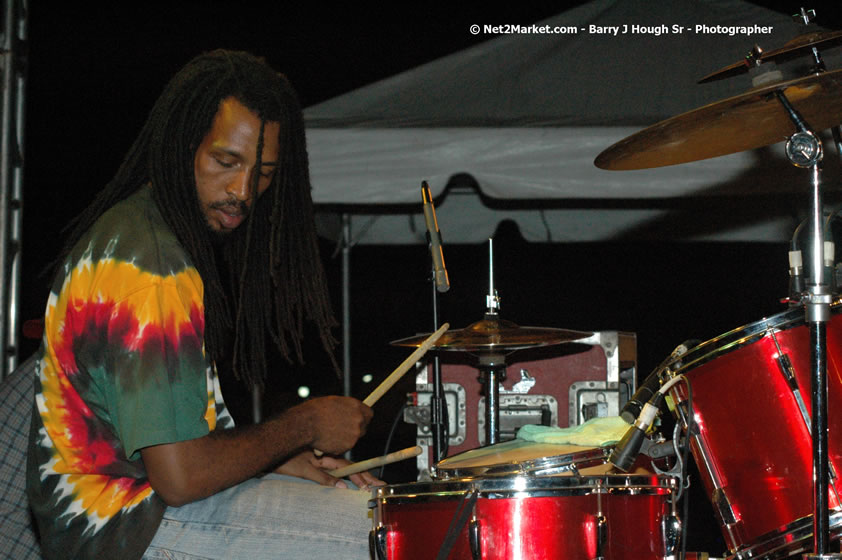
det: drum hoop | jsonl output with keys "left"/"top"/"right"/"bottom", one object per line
{"left": 433, "top": 446, "right": 610, "bottom": 479}
{"left": 668, "top": 304, "right": 827, "bottom": 375}
{"left": 372, "top": 474, "right": 677, "bottom": 503}
{"left": 733, "top": 507, "right": 842, "bottom": 559}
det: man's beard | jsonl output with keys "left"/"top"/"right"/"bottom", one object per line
{"left": 207, "top": 227, "right": 232, "bottom": 246}
{"left": 206, "top": 199, "right": 249, "bottom": 245}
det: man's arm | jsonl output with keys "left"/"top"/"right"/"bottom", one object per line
{"left": 141, "top": 395, "right": 372, "bottom": 506}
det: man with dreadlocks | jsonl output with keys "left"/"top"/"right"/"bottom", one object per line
{"left": 27, "top": 50, "right": 379, "bottom": 559}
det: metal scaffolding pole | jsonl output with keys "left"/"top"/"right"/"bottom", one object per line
{"left": 0, "top": 0, "right": 28, "bottom": 381}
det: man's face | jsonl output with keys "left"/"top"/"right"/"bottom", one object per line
{"left": 194, "top": 97, "right": 281, "bottom": 233}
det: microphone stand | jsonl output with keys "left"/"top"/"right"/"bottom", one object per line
{"left": 428, "top": 276, "right": 448, "bottom": 463}
{"left": 421, "top": 182, "right": 450, "bottom": 463}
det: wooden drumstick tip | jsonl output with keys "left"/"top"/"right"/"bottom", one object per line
{"left": 315, "top": 323, "right": 450, "bottom": 457}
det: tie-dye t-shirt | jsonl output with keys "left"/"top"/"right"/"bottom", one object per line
{"left": 27, "top": 186, "right": 234, "bottom": 560}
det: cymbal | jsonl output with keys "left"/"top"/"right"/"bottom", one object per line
{"left": 391, "top": 317, "right": 592, "bottom": 352}
{"left": 699, "top": 30, "right": 842, "bottom": 84}
{"left": 594, "top": 68, "right": 842, "bottom": 171}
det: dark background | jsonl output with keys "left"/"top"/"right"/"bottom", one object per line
{"left": 20, "top": 2, "right": 842, "bottom": 555}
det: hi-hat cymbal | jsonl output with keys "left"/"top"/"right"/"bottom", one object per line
{"left": 698, "top": 30, "right": 842, "bottom": 84}
{"left": 594, "top": 68, "right": 842, "bottom": 171}
{"left": 391, "top": 317, "right": 592, "bottom": 352}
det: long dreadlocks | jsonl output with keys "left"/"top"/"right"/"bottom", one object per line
{"left": 58, "top": 49, "right": 337, "bottom": 389}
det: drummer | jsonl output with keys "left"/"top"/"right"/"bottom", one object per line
{"left": 27, "top": 49, "right": 379, "bottom": 560}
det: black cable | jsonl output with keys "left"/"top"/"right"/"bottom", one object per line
{"left": 378, "top": 400, "right": 408, "bottom": 479}
{"left": 436, "top": 489, "right": 479, "bottom": 560}
{"left": 790, "top": 208, "right": 841, "bottom": 252}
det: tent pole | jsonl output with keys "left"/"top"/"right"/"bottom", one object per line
{"left": 0, "top": 0, "right": 27, "bottom": 380}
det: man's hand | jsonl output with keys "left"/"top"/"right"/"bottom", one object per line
{"left": 296, "top": 396, "right": 373, "bottom": 455}
{"left": 275, "top": 450, "right": 384, "bottom": 490}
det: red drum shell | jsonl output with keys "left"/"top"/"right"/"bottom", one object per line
{"left": 369, "top": 475, "right": 677, "bottom": 560}
{"left": 666, "top": 305, "right": 842, "bottom": 558}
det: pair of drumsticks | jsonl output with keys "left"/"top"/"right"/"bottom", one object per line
{"left": 320, "top": 323, "right": 450, "bottom": 478}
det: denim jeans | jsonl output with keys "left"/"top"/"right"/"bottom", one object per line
{"left": 142, "top": 474, "right": 372, "bottom": 559}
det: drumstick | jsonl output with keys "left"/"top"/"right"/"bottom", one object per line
{"left": 363, "top": 322, "right": 450, "bottom": 407}
{"left": 314, "top": 323, "right": 449, "bottom": 457}
{"left": 327, "top": 446, "right": 423, "bottom": 478}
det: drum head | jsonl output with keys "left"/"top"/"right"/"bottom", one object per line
{"left": 432, "top": 439, "right": 610, "bottom": 479}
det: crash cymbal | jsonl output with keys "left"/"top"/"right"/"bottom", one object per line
{"left": 697, "top": 44, "right": 765, "bottom": 85}
{"left": 766, "top": 29, "right": 842, "bottom": 59}
{"left": 594, "top": 68, "right": 842, "bottom": 171}
{"left": 391, "top": 317, "right": 592, "bottom": 352}
{"left": 698, "top": 30, "right": 842, "bottom": 84}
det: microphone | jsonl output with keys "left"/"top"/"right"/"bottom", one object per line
{"left": 421, "top": 181, "right": 450, "bottom": 293}
{"left": 620, "top": 340, "right": 696, "bottom": 424}
{"left": 825, "top": 240, "right": 836, "bottom": 293}
{"left": 788, "top": 249, "right": 804, "bottom": 302}
{"left": 620, "top": 370, "right": 661, "bottom": 424}
{"left": 610, "top": 375, "right": 683, "bottom": 471}
{"left": 610, "top": 393, "right": 664, "bottom": 471}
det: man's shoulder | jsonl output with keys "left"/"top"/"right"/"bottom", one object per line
{"left": 82, "top": 188, "right": 192, "bottom": 274}
{"left": 96, "top": 187, "right": 174, "bottom": 244}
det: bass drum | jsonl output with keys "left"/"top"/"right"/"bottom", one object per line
{"left": 665, "top": 304, "right": 842, "bottom": 559}
{"left": 368, "top": 441, "right": 679, "bottom": 559}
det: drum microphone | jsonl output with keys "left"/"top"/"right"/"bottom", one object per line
{"left": 610, "top": 375, "right": 684, "bottom": 472}
{"left": 620, "top": 340, "right": 696, "bottom": 424}
{"left": 788, "top": 249, "right": 804, "bottom": 302}
{"left": 421, "top": 181, "right": 450, "bottom": 293}
{"left": 620, "top": 371, "right": 662, "bottom": 425}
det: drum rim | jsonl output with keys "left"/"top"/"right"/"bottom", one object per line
{"left": 729, "top": 507, "right": 842, "bottom": 559}
{"left": 667, "top": 303, "right": 839, "bottom": 376}
{"left": 371, "top": 474, "right": 678, "bottom": 502}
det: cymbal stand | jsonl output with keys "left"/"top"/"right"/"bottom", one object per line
{"left": 794, "top": 7, "right": 842, "bottom": 168}
{"left": 479, "top": 351, "right": 506, "bottom": 446}
{"left": 775, "top": 90, "right": 838, "bottom": 559}
{"left": 480, "top": 238, "right": 506, "bottom": 446}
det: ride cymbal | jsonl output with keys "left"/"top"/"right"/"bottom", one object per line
{"left": 594, "top": 68, "right": 842, "bottom": 171}
{"left": 391, "top": 317, "right": 592, "bottom": 352}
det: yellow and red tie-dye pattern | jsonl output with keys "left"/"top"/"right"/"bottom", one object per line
{"left": 28, "top": 187, "right": 232, "bottom": 560}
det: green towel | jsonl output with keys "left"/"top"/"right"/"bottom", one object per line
{"left": 517, "top": 416, "right": 629, "bottom": 447}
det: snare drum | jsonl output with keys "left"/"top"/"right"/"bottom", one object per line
{"left": 369, "top": 442, "right": 679, "bottom": 559}
{"left": 665, "top": 305, "right": 842, "bottom": 559}
{"left": 432, "top": 439, "right": 611, "bottom": 479}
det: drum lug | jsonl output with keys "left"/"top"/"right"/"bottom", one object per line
{"left": 369, "top": 526, "right": 388, "bottom": 560}
{"left": 592, "top": 514, "right": 607, "bottom": 560}
{"left": 774, "top": 351, "right": 800, "bottom": 392}
{"left": 661, "top": 513, "right": 682, "bottom": 559}
{"left": 711, "top": 487, "right": 738, "bottom": 526}
{"left": 468, "top": 518, "right": 481, "bottom": 560}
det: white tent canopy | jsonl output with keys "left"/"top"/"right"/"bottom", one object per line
{"left": 305, "top": 0, "right": 841, "bottom": 244}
